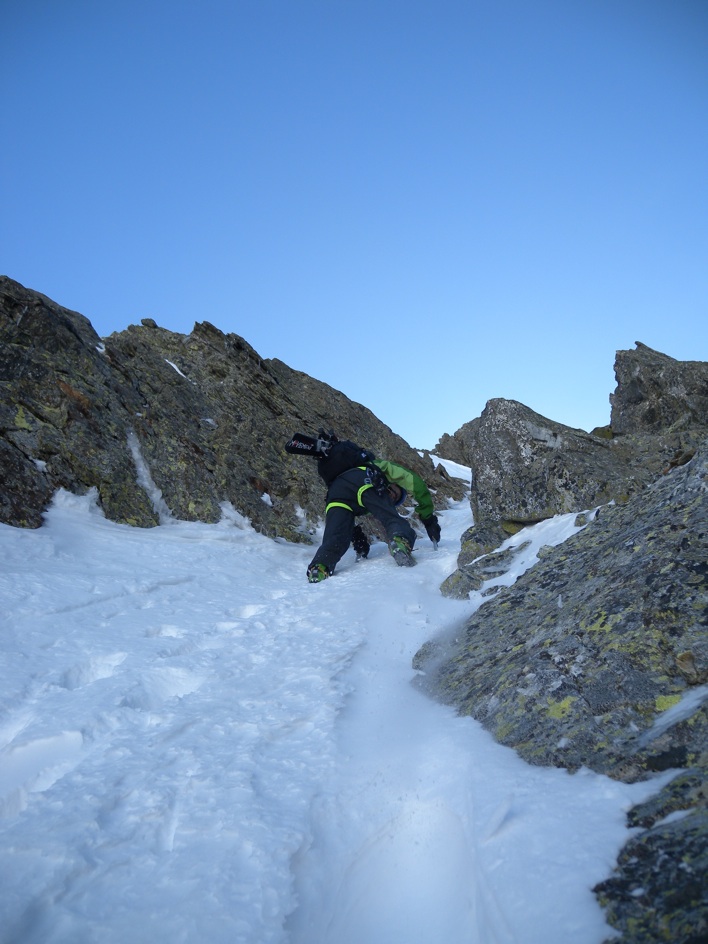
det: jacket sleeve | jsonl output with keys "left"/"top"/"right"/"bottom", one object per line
{"left": 374, "top": 460, "right": 435, "bottom": 520}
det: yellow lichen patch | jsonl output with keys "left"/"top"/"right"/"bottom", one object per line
{"left": 494, "top": 719, "right": 517, "bottom": 740}
{"left": 582, "top": 611, "right": 622, "bottom": 633}
{"left": 14, "top": 405, "right": 32, "bottom": 430}
{"left": 655, "top": 693, "right": 682, "bottom": 712}
{"left": 547, "top": 695, "right": 577, "bottom": 719}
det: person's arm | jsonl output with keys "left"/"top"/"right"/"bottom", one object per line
{"left": 374, "top": 460, "right": 435, "bottom": 521}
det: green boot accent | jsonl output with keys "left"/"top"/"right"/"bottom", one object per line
{"left": 389, "top": 537, "right": 415, "bottom": 567}
{"left": 307, "top": 563, "right": 330, "bottom": 583}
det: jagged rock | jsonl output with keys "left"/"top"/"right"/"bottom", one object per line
{"left": 611, "top": 341, "right": 708, "bottom": 435}
{"left": 415, "top": 440, "right": 708, "bottom": 942}
{"left": 444, "top": 519, "right": 510, "bottom": 588}
{"left": 435, "top": 344, "right": 708, "bottom": 598}
{"left": 0, "top": 277, "right": 464, "bottom": 539}
{"left": 435, "top": 398, "right": 649, "bottom": 597}
{"left": 449, "top": 398, "right": 647, "bottom": 528}
{"left": 414, "top": 440, "right": 708, "bottom": 772}
{"left": 594, "top": 806, "right": 708, "bottom": 944}
{"left": 0, "top": 279, "right": 157, "bottom": 528}
{"left": 591, "top": 705, "right": 708, "bottom": 942}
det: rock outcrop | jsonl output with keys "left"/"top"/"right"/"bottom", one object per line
{"left": 436, "top": 344, "right": 708, "bottom": 599}
{"left": 420, "top": 430, "right": 708, "bottom": 940}
{"left": 611, "top": 341, "right": 708, "bottom": 435}
{"left": 415, "top": 441, "right": 707, "bottom": 774}
{"left": 0, "top": 277, "right": 463, "bottom": 539}
{"left": 427, "top": 344, "right": 708, "bottom": 941}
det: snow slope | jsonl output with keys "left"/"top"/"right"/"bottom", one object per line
{"left": 0, "top": 462, "right": 672, "bottom": 943}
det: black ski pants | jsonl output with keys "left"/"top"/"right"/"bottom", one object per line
{"left": 308, "top": 467, "right": 416, "bottom": 575}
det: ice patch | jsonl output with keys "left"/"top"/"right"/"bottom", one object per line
{"left": 638, "top": 684, "right": 708, "bottom": 746}
{"left": 164, "top": 359, "right": 193, "bottom": 382}
{"left": 127, "top": 429, "right": 174, "bottom": 524}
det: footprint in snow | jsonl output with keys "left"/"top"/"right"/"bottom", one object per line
{"left": 120, "top": 667, "right": 205, "bottom": 711}
{"left": 0, "top": 730, "right": 84, "bottom": 817}
{"left": 58, "top": 652, "right": 128, "bottom": 691}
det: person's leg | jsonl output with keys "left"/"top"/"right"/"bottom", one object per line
{"left": 360, "top": 488, "right": 416, "bottom": 549}
{"left": 307, "top": 505, "right": 355, "bottom": 578}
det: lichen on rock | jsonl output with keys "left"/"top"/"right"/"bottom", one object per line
{"left": 416, "top": 440, "right": 708, "bottom": 942}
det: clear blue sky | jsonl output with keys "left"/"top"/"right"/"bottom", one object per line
{"left": 3, "top": 0, "right": 707, "bottom": 449}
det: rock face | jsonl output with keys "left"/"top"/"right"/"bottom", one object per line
{"left": 428, "top": 344, "right": 708, "bottom": 941}
{"left": 415, "top": 440, "right": 708, "bottom": 942}
{"left": 611, "top": 341, "right": 708, "bottom": 435}
{"left": 436, "top": 343, "right": 708, "bottom": 599}
{"left": 0, "top": 277, "right": 463, "bottom": 539}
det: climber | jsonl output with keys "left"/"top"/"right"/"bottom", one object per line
{"left": 285, "top": 430, "right": 441, "bottom": 583}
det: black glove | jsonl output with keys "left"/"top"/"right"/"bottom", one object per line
{"left": 351, "top": 524, "right": 370, "bottom": 559}
{"left": 422, "top": 514, "right": 441, "bottom": 543}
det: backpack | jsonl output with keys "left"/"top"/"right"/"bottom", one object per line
{"left": 284, "top": 430, "right": 377, "bottom": 486}
{"left": 317, "top": 439, "right": 377, "bottom": 485}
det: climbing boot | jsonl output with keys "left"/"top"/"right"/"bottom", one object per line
{"left": 389, "top": 536, "right": 415, "bottom": 567}
{"left": 307, "top": 563, "right": 330, "bottom": 583}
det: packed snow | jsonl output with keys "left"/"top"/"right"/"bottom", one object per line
{"left": 0, "top": 457, "right": 674, "bottom": 944}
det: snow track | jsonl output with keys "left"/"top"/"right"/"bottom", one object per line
{"left": 0, "top": 489, "right": 669, "bottom": 943}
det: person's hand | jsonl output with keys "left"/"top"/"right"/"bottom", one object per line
{"left": 423, "top": 514, "right": 441, "bottom": 543}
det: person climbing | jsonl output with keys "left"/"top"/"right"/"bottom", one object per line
{"left": 285, "top": 430, "right": 441, "bottom": 583}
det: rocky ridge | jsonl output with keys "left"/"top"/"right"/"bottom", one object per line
{"left": 437, "top": 343, "right": 708, "bottom": 599}
{"left": 423, "top": 345, "right": 708, "bottom": 943}
{"left": 0, "top": 276, "right": 463, "bottom": 540}
{"left": 415, "top": 442, "right": 707, "bottom": 942}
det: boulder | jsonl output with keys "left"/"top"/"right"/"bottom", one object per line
{"left": 455, "top": 398, "right": 647, "bottom": 528}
